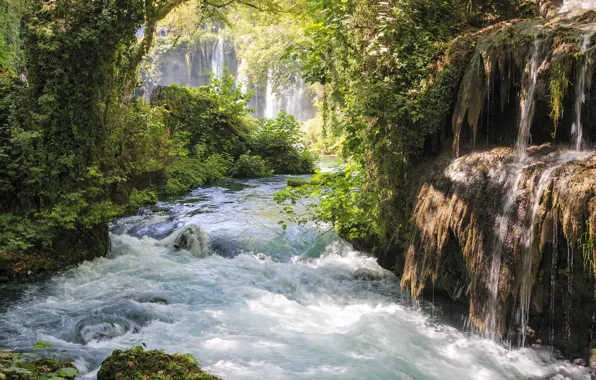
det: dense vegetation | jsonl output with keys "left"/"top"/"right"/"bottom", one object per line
{"left": 275, "top": 0, "right": 539, "bottom": 257}
{"left": 0, "top": 0, "right": 315, "bottom": 266}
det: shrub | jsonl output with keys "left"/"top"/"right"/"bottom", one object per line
{"left": 230, "top": 153, "right": 271, "bottom": 178}
{"left": 249, "top": 112, "right": 317, "bottom": 174}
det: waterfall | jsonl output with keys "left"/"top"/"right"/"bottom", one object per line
{"left": 264, "top": 71, "right": 280, "bottom": 119}
{"left": 571, "top": 32, "right": 593, "bottom": 151}
{"left": 484, "top": 37, "right": 544, "bottom": 337}
{"left": 483, "top": 163, "right": 524, "bottom": 338}
{"left": 211, "top": 36, "right": 224, "bottom": 80}
{"left": 559, "top": 0, "right": 596, "bottom": 13}
{"left": 185, "top": 51, "right": 192, "bottom": 86}
{"left": 516, "top": 38, "right": 543, "bottom": 161}
{"left": 263, "top": 72, "right": 315, "bottom": 122}
{"left": 235, "top": 59, "right": 249, "bottom": 94}
{"left": 518, "top": 157, "right": 570, "bottom": 347}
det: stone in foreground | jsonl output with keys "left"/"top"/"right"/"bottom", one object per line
{"left": 97, "top": 347, "right": 222, "bottom": 380}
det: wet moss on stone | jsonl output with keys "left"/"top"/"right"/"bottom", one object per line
{"left": 97, "top": 347, "right": 222, "bottom": 380}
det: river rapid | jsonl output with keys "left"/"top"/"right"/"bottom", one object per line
{"left": 0, "top": 172, "right": 591, "bottom": 380}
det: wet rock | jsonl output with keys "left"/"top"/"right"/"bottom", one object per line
{"left": 97, "top": 347, "right": 222, "bottom": 380}
{"left": 588, "top": 348, "right": 596, "bottom": 369}
{"left": 166, "top": 225, "right": 212, "bottom": 258}
{"left": 0, "top": 351, "right": 78, "bottom": 379}
{"left": 287, "top": 177, "right": 310, "bottom": 187}
{"left": 352, "top": 268, "right": 382, "bottom": 281}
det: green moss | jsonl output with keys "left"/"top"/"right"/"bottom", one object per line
{"left": 286, "top": 177, "right": 310, "bottom": 187}
{"left": 97, "top": 347, "right": 221, "bottom": 380}
{"left": 0, "top": 351, "right": 78, "bottom": 380}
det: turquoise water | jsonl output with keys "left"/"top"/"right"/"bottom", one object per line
{"left": 0, "top": 175, "right": 589, "bottom": 379}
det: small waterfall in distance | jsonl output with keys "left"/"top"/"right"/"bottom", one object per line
{"left": 559, "top": 0, "right": 596, "bottom": 12}
{"left": 211, "top": 36, "right": 224, "bottom": 80}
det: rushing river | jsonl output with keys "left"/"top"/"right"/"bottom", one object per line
{"left": 0, "top": 172, "right": 591, "bottom": 379}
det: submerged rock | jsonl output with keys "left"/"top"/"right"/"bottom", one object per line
{"left": 162, "top": 224, "right": 212, "bottom": 258}
{"left": 352, "top": 268, "right": 382, "bottom": 281}
{"left": 97, "top": 347, "right": 222, "bottom": 380}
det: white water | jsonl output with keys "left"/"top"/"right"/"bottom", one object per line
{"left": 264, "top": 71, "right": 280, "bottom": 119}
{"left": 263, "top": 72, "right": 315, "bottom": 122}
{"left": 571, "top": 32, "right": 594, "bottom": 150}
{"left": 211, "top": 36, "right": 224, "bottom": 80}
{"left": 559, "top": 0, "right": 596, "bottom": 13}
{"left": 0, "top": 176, "right": 590, "bottom": 379}
{"left": 516, "top": 39, "right": 544, "bottom": 161}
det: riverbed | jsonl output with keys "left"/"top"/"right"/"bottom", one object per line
{"left": 0, "top": 174, "right": 590, "bottom": 379}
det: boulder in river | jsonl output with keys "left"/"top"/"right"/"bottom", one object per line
{"left": 163, "top": 225, "right": 212, "bottom": 258}
{"left": 97, "top": 347, "right": 222, "bottom": 380}
{"left": 352, "top": 268, "right": 382, "bottom": 281}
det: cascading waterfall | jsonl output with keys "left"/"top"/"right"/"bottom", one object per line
{"left": 264, "top": 71, "right": 280, "bottom": 119}
{"left": 571, "top": 32, "right": 594, "bottom": 151}
{"left": 516, "top": 39, "right": 543, "bottom": 161}
{"left": 186, "top": 51, "right": 192, "bottom": 86}
{"left": 235, "top": 59, "right": 249, "bottom": 94}
{"left": 263, "top": 72, "right": 315, "bottom": 121}
{"left": 559, "top": 0, "right": 596, "bottom": 13}
{"left": 518, "top": 156, "right": 575, "bottom": 347}
{"left": 483, "top": 165, "right": 524, "bottom": 338}
{"left": 484, "top": 37, "right": 544, "bottom": 338}
{"left": 211, "top": 36, "right": 224, "bottom": 80}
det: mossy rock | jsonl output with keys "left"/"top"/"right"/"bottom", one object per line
{"left": 0, "top": 351, "right": 78, "bottom": 380}
{"left": 97, "top": 347, "right": 222, "bottom": 380}
{"left": 286, "top": 177, "right": 310, "bottom": 187}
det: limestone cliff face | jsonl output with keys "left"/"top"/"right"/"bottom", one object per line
{"left": 400, "top": 9, "right": 596, "bottom": 355}
{"left": 403, "top": 146, "right": 596, "bottom": 352}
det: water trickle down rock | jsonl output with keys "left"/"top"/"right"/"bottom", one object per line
{"left": 402, "top": 10, "right": 596, "bottom": 352}
{"left": 572, "top": 31, "right": 595, "bottom": 150}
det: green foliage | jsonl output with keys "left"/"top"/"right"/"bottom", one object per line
{"left": 282, "top": 0, "right": 529, "bottom": 247}
{"left": 249, "top": 112, "right": 317, "bottom": 174}
{"left": 96, "top": 346, "right": 221, "bottom": 380}
{"left": 162, "top": 150, "right": 231, "bottom": 196}
{"left": 230, "top": 153, "right": 271, "bottom": 178}
{"left": 128, "top": 188, "right": 159, "bottom": 213}
{"left": 0, "top": 0, "right": 25, "bottom": 71}
{"left": 275, "top": 164, "right": 376, "bottom": 240}
{"left": 0, "top": 348, "right": 79, "bottom": 380}
{"left": 151, "top": 71, "right": 252, "bottom": 158}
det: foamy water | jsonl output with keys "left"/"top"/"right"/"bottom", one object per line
{"left": 0, "top": 176, "right": 589, "bottom": 379}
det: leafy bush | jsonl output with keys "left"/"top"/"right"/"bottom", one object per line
{"left": 275, "top": 164, "right": 376, "bottom": 240}
{"left": 151, "top": 71, "right": 252, "bottom": 158}
{"left": 249, "top": 112, "right": 317, "bottom": 174}
{"left": 128, "top": 188, "right": 159, "bottom": 213}
{"left": 230, "top": 153, "right": 271, "bottom": 178}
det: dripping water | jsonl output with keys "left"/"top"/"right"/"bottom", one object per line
{"left": 484, "top": 164, "right": 525, "bottom": 339}
{"left": 571, "top": 32, "right": 594, "bottom": 151}
{"left": 516, "top": 38, "right": 544, "bottom": 161}
{"left": 550, "top": 216, "right": 559, "bottom": 355}
{"left": 566, "top": 241, "right": 575, "bottom": 346}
